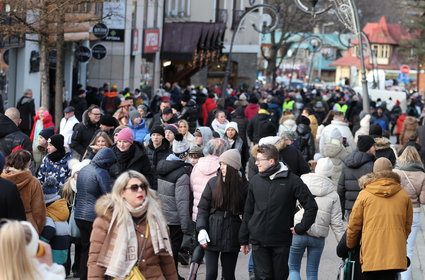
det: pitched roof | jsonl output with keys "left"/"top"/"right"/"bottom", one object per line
{"left": 352, "top": 16, "right": 410, "bottom": 45}
{"left": 330, "top": 48, "right": 415, "bottom": 70}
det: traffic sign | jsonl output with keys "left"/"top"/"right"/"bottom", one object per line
{"left": 92, "top": 44, "right": 107, "bottom": 60}
{"left": 92, "top": 23, "right": 109, "bottom": 39}
{"left": 400, "top": 65, "right": 410, "bottom": 74}
{"left": 75, "top": 46, "right": 91, "bottom": 62}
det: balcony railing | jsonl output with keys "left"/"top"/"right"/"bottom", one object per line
{"left": 216, "top": 9, "right": 228, "bottom": 24}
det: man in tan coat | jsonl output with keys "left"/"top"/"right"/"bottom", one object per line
{"left": 347, "top": 157, "right": 413, "bottom": 280}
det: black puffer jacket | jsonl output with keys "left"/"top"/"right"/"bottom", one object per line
{"left": 16, "top": 95, "right": 35, "bottom": 133}
{"left": 146, "top": 139, "right": 172, "bottom": 169}
{"left": 247, "top": 112, "right": 277, "bottom": 144}
{"left": 178, "top": 100, "right": 198, "bottom": 133}
{"left": 0, "top": 113, "right": 33, "bottom": 156}
{"left": 337, "top": 151, "right": 374, "bottom": 214}
{"left": 109, "top": 142, "right": 155, "bottom": 187}
{"left": 197, "top": 176, "right": 247, "bottom": 252}
{"left": 70, "top": 114, "right": 99, "bottom": 158}
{"left": 240, "top": 163, "right": 317, "bottom": 247}
{"left": 296, "top": 123, "right": 315, "bottom": 161}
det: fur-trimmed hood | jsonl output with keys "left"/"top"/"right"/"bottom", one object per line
{"left": 358, "top": 171, "right": 401, "bottom": 197}
{"left": 374, "top": 137, "right": 391, "bottom": 150}
{"left": 95, "top": 193, "right": 114, "bottom": 220}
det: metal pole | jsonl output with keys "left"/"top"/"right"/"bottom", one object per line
{"left": 221, "top": 4, "right": 279, "bottom": 95}
{"left": 350, "top": 0, "right": 369, "bottom": 112}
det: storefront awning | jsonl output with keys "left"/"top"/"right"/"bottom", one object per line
{"left": 161, "top": 22, "right": 225, "bottom": 61}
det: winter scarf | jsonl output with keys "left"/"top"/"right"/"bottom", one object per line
{"left": 115, "top": 144, "right": 136, "bottom": 170}
{"left": 47, "top": 149, "right": 66, "bottom": 163}
{"left": 258, "top": 162, "right": 281, "bottom": 178}
{"left": 97, "top": 196, "right": 172, "bottom": 279}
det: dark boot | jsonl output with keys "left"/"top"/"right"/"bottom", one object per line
{"left": 187, "top": 262, "right": 200, "bottom": 280}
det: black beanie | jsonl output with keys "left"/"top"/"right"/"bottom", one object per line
{"left": 299, "top": 116, "right": 310, "bottom": 126}
{"left": 357, "top": 135, "right": 375, "bottom": 152}
{"left": 369, "top": 123, "right": 382, "bottom": 138}
{"left": 150, "top": 126, "right": 165, "bottom": 137}
{"left": 48, "top": 134, "right": 65, "bottom": 151}
{"left": 100, "top": 114, "right": 119, "bottom": 127}
{"left": 39, "top": 126, "right": 55, "bottom": 140}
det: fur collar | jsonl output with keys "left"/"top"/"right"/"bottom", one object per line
{"left": 358, "top": 171, "right": 400, "bottom": 189}
{"left": 374, "top": 137, "right": 391, "bottom": 150}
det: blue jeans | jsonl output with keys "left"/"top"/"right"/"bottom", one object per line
{"left": 248, "top": 253, "right": 254, "bottom": 272}
{"left": 288, "top": 234, "right": 325, "bottom": 280}
{"left": 401, "top": 211, "right": 421, "bottom": 280}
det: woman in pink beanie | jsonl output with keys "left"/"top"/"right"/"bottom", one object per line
{"left": 109, "top": 128, "right": 155, "bottom": 186}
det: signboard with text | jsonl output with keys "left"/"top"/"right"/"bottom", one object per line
{"left": 143, "top": 29, "right": 160, "bottom": 53}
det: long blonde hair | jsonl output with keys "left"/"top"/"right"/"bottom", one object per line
{"left": 397, "top": 146, "right": 422, "bottom": 165}
{"left": 99, "top": 170, "right": 165, "bottom": 226}
{"left": 0, "top": 220, "right": 38, "bottom": 280}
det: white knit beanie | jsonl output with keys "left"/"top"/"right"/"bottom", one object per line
{"left": 259, "top": 136, "right": 281, "bottom": 146}
{"left": 315, "top": 157, "right": 334, "bottom": 178}
{"left": 225, "top": 121, "right": 239, "bottom": 134}
{"left": 173, "top": 134, "right": 190, "bottom": 154}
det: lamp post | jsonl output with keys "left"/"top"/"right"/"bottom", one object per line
{"left": 221, "top": 4, "right": 279, "bottom": 95}
{"left": 289, "top": 34, "right": 323, "bottom": 87}
{"left": 293, "top": 0, "right": 370, "bottom": 112}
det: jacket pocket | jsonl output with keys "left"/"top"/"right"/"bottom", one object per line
{"left": 208, "top": 214, "right": 224, "bottom": 246}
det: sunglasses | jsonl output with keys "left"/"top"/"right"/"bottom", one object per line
{"left": 125, "top": 184, "right": 146, "bottom": 192}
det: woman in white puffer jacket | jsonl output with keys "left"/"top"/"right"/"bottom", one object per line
{"left": 289, "top": 157, "right": 345, "bottom": 280}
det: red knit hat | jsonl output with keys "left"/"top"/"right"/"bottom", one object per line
{"left": 116, "top": 127, "right": 134, "bottom": 144}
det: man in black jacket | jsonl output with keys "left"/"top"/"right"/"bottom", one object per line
{"left": 0, "top": 151, "right": 26, "bottom": 220}
{"left": 16, "top": 88, "right": 35, "bottom": 136}
{"left": 247, "top": 103, "right": 277, "bottom": 144}
{"left": 338, "top": 135, "right": 376, "bottom": 220}
{"left": 0, "top": 108, "right": 32, "bottom": 156}
{"left": 70, "top": 105, "right": 101, "bottom": 159}
{"left": 239, "top": 144, "right": 317, "bottom": 279}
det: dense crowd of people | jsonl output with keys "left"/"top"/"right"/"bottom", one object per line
{"left": 0, "top": 82, "right": 424, "bottom": 280}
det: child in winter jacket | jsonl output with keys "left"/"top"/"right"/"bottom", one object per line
{"left": 40, "top": 176, "right": 71, "bottom": 265}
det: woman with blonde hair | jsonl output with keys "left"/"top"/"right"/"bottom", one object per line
{"left": 393, "top": 146, "right": 425, "bottom": 280}
{"left": 83, "top": 131, "right": 113, "bottom": 160}
{"left": 1, "top": 150, "right": 46, "bottom": 233}
{"left": 178, "top": 119, "right": 196, "bottom": 146}
{"left": 0, "top": 220, "right": 66, "bottom": 280}
{"left": 88, "top": 170, "right": 177, "bottom": 279}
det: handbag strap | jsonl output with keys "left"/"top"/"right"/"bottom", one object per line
{"left": 401, "top": 170, "right": 419, "bottom": 197}
{"left": 136, "top": 223, "right": 150, "bottom": 265}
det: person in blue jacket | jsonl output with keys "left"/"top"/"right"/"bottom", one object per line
{"left": 128, "top": 110, "right": 149, "bottom": 143}
{"left": 74, "top": 147, "right": 117, "bottom": 280}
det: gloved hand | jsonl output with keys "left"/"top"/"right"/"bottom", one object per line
{"left": 197, "top": 229, "right": 210, "bottom": 247}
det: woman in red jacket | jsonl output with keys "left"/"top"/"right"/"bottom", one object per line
{"left": 30, "top": 107, "right": 55, "bottom": 148}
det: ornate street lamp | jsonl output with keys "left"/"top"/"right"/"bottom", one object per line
{"left": 289, "top": 34, "right": 323, "bottom": 87}
{"left": 221, "top": 4, "right": 279, "bottom": 95}
{"left": 294, "top": 0, "right": 370, "bottom": 112}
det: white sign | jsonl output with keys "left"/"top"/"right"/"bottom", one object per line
{"left": 103, "top": 0, "right": 126, "bottom": 30}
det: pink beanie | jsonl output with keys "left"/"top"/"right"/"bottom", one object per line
{"left": 116, "top": 127, "right": 134, "bottom": 144}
